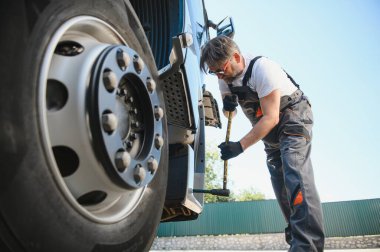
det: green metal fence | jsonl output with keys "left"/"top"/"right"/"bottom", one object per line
{"left": 323, "top": 198, "right": 380, "bottom": 237}
{"left": 157, "top": 198, "right": 380, "bottom": 237}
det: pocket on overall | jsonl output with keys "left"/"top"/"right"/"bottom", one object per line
{"left": 283, "top": 125, "right": 311, "bottom": 141}
{"left": 299, "top": 100, "right": 313, "bottom": 125}
{"left": 281, "top": 99, "right": 313, "bottom": 141}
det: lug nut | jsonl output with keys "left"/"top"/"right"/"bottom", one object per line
{"left": 154, "top": 134, "right": 164, "bottom": 149}
{"left": 146, "top": 78, "right": 156, "bottom": 93}
{"left": 133, "top": 55, "right": 144, "bottom": 74}
{"left": 118, "top": 88, "right": 127, "bottom": 96}
{"left": 115, "top": 151, "right": 131, "bottom": 172}
{"left": 124, "top": 96, "right": 134, "bottom": 104}
{"left": 125, "top": 141, "right": 133, "bottom": 149}
{"left": 129, "top": 107, "right": 138, "bottom": 115}
{"left": 154, "top": 106, "right": 164, "bottom": 120}
{"left": 117, "top": 49, "right": 130, "bottom": 70}
{"left": 103, "top": 70, "right": 118, "bottom": 92}
{"left": 132, "top": 121, "right": 140, "bottom": 128}
{"left": 134, "top": 164, "right": 146, "bottom": 184}
{"left": 147, "top": 157, "right": 158, "bottom": 174}
{"left": 102, "top": 113, "right": 118, "bottom": 133}
{"left": 129, "top": 133, "right": 137, "bottom": 140}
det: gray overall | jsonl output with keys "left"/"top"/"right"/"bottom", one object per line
{"left": 228, "top": 57, "right": 325, "bottom": 251}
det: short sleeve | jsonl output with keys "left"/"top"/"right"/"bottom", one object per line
{"left": 251, "top": 57, "right": 285, "bottom": 98}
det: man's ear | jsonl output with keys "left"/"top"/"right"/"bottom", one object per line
{"left": 233, "top": 52, "right": 241, "bottom": 63}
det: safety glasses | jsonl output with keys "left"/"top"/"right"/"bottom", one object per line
{"left": 208, "top": 58, "right": 231, "bottom": 76}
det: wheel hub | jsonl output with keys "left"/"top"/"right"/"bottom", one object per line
{"left": 89, "top": 46, "right": 164, "bottom": 188}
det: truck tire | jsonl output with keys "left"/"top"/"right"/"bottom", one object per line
{"left": 0, "top": 0, "right": 168, "bottom": 251}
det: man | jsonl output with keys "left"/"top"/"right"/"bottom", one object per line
{"left": 200, "top": 35, "right": 325, "bottom": 251}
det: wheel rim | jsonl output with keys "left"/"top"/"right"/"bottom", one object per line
{"left": 39, "top": 16, "right": 164, "bottom": 223}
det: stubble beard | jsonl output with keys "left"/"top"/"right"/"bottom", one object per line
{"left": 223, "top": 69, "right": 244, "bottom": 83}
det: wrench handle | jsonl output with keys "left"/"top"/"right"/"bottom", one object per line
{"left": 223, "top": 111, "right": 233, "bottom": 190}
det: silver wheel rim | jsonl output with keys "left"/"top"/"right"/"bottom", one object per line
{"left": 38, "top": 16, "right": 164, "bottom": 223}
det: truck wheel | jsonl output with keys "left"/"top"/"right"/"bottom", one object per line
{"left": 0, "top": 0, "right": 167, "bottom": 251}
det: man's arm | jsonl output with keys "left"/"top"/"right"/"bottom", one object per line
{"left": 239, "top": 89, "right": 281, "bottom": 150}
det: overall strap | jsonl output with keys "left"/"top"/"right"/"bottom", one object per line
{"left": 284, "top": 71, "right": 300, "bottom": 89}
{"left": 242, "top": 56, "right": 263, "bottom": 86}
{"left": 242, "top": 56, "right": 300, "bottom": 89}
{"left": 228, "top": 56, "right": 262, "bottom": 90}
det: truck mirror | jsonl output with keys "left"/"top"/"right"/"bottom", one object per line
{"left": 217, "top": 17, "right": 235, "bottom": 38}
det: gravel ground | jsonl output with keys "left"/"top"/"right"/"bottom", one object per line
{"left": 151, "top": 233, "right": 380, "bottom": 251}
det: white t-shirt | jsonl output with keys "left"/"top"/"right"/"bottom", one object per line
{"left": 218, "top": 53, "right": 297, "bottom": 98}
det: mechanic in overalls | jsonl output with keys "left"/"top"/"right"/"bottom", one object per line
{"left": 200, "top": 35, "right": 325, "bottom": 251}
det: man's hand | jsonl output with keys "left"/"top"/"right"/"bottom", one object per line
{"left": 223, "top": 94, "right": 238, "bottom": 112}
{"left": 218, "top": 141, "right": 243, "bottom": 160}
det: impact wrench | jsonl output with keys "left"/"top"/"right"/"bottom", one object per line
{"left": 193, "top": 111, "right": 232, "bottom": 197}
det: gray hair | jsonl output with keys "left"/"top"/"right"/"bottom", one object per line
{"left": 200, "top": 35, "right": 241, "bottom": 73}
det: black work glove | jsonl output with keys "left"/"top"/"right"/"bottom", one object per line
{"left": 218, "top": 141, "right": 243, "bottom": 160}
{"left": 223, "top": 94, "right": 238, "bottom": 112}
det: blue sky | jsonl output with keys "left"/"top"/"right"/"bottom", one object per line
{"left": 203, "top": 0, "right": 380, "bottom": 202}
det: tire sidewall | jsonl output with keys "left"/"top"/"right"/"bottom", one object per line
{"left": 0, "top": 0, "right": 167, "bottom": 251}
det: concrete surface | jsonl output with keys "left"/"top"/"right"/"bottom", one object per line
{"left": 151, "top": 250, "right": 380, "bottom": 252}
{"left": 151, "top": 233, "right": 380, "bottom": 251}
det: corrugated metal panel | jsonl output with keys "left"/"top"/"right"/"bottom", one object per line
{"left": 322, "top": 198, "right": 380, "bottom": 237}
{"left": 157, "top": 198, "right": 380, "bottom": 237}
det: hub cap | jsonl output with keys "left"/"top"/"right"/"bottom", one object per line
{"left": 90, "top": 46, "right": 163, "bottom": 188}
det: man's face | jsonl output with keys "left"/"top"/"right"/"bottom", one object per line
{"left": 208, "top": 57, "right": 232, "bottom": 82}
{"left": 208, "top": 53, "right": 242, "bottom": 83}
